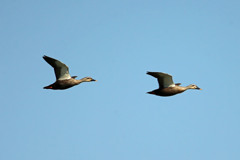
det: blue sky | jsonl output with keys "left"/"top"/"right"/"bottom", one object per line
{"left": 1, "top": 0, "right": 240, "bottom": 160}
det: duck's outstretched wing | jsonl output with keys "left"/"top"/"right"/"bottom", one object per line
{"left": 43, "top": 55, "right": 71, "bottom": 80}
{"left": 147, "top": 71, "right": 175, "bottom": 88}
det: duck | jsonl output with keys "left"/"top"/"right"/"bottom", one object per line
{"left": 147, "top": 71, "right": 201, "bottom": 96}
{"left": 43, "top": 55, "right": 96, "bottom": 90}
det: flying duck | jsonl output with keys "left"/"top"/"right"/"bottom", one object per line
{"left": 147, "top": 71, "right": 201, "bottom": 96}
{"left": 43, "top": 55, "right": 96, "bottom": 90}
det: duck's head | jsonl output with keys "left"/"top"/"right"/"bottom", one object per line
{"left": 187, "top": 84, "right": 202, "bottom": 90}
{"left": 82, "top": 77, "right": 97, "bottom": 82}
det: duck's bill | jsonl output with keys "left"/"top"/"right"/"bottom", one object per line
{"left": 197, "top": 87, "right": 202, "bottom": 90}
{"left": 91, "top": 79, "right": 97, "bottom": 81}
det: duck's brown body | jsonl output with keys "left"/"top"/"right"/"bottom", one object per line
{"left": 44, "top": 78, "right": 81, "bottom": 90}
{"left": 148, "top": 86, "right": 187, "bottom": 96}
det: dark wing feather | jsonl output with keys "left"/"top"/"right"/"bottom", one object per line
{"left": 147, "top": 71, "right": 175, "bottom": 88}
{"left": 43, "top": 55, "right": 71, "bottom": 80}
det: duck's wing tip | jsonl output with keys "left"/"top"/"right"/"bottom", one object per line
{"left": 146, "top": 71, "right": 171, "bottom": 78}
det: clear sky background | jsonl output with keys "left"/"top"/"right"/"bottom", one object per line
{"left": 1, "top": 0, "right": 240, "bottom": 160}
